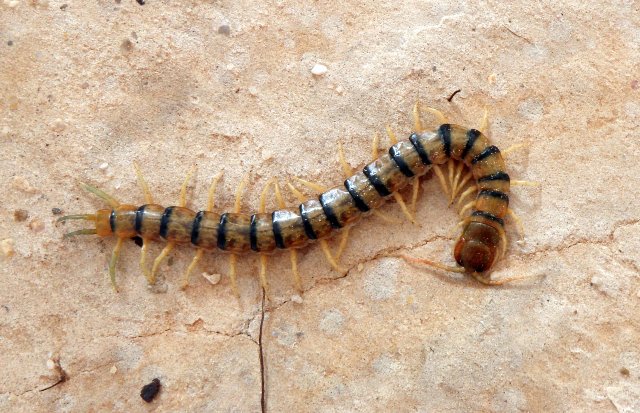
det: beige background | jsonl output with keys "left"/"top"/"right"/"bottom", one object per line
{"left": 1, "top": 1, "right": 639, "bottom": 412}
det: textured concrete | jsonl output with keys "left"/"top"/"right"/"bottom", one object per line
{"left": 1, "top": 1, "right": 639, "bottom": 412}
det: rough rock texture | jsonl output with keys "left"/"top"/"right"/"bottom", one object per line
{"left": 1, "top": 1, "right": 639, "bottom": 412}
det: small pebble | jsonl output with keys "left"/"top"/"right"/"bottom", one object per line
{"left": 335, "top": 85, "right": 344, "bottom": 95}
{"left": 311, "top": 63, "right": 328, "bottom": 76}
{"left": 0, "top": 239, "right": 15, "bottom": 257}
{"left": 50, "top": 118, "right": 67, "bottom": 133}
{"left": 202, "top": 272, "right": 222, "bottom": 285}
{"left": 99, "top": 162, "right": 109, "bottom": 170}
{"left": 110, "top": 365, "right": 118, "bottom": 374}
{"left": 248, "top": 86, "right": 258, "bottom": 96}
{"left": 12, "top": 176, "right": 38, "bottom": 193}
{"left": 218, "top": 24, "right": 230, "bottom": 36}
{"left": 14, "top": 209, "right": 29, "bottom": 222}
{"left": 51, "top": 208, "right": 63, "bottom": 215}
{"left": 30, "top": 219, "right": 45, "bottom": 233}
{"left": 4, "top": 0, "right": 19, "bottom": 8}
{"left": 291, "top": 294, "right": 304, "bottom": 304}
{"left": 357, "top": 263, "right": 364, "bottom": 272}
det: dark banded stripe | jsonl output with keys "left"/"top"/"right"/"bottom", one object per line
{"left": 471, "top": 145, "right": 500, "bottom": 164}
{"left": 109, "top": 209, "right": 116, "bottom": 232}
{"left": 478, "top": 171, "right": 510, "bottom": 182}
{"left": 461, "top": 129, "right": 480, "bottom": 160}
{"left": 272, "top": 212, "right": 286, "bottom": 249}
{"left": 249, "top": 214, "right": 258, "bottom": 251}
{"left": 299, "top": 204, "right": 317, "bottom": 240}
{"left": 438, "top": 124, "right": 452, "bottom": 157}
{"left": 478, "top": 189, "right": 509, "bottom": 202}
{"left": 134, "top": 205, "right": 145, "bottom": 233}
{"left": 409, "top": 133, "right": 431, "bottom": 165}
{"left": 191, "top": 210, "right": 204, "bottom": 245}
{"left": 472, "top": 210, "right": 504, "bottom": 226}
{"left": 217, "top": 213, "right": 228, "bottom": 249}
{"left": 159, "top": 207, "right": 174, "bottom": 239}
{"left": 363, "top": 164, "right": 391, "bottom": 197}
{"left": 344, "top": 179, "right": 370, "bottom": 212}
{"left": 389, "top": 146, "right": 414, "bottom": 177}
{"left": 319, "top": 194, "right": 342, "bottom": 229}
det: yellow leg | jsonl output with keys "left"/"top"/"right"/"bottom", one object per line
{"left": 511, "top": 180, "right": 540, "bottom": 187}
{"left": 385, "top": 125, "right": 398, "bottom": 145}
{"left": 259, "top": 254, "right": 270, "bottom": 297}
{"left": 133, "top": 161, "right": 154, "bottom": 204}
{"left": 150, "top": 242, "right": 174, "bottom": 284}
{"left": 79, "top": 182, "right": 120, "bottom": 208}
{"left": 292, "top": 176, "right": 327, "bottom": 193}
{"left": 451, "top": 172, "right": 473, "bottom": 203}
{"left": 433, "top": 165, "right": 449, "bottom": 196}
{"left": 109, "top": 237, "right": 125, "bottom": 292}
{"left": 478, "top": 107, "right": 489, "bottom": 133}
{"left": 181, "top": 249, "right": 203, "bottom": 289}
{"left": 413, "top": 102, "right": 448, "bottom": 133}
{"left": 410, "top": 178, "right": 420, "bottom": 213}
{"left": 338, "top": 142, "right": 354, "bottom": 177}
{"left": 179, "top": 165, "right": 197, "bottom": 207}
{"left": 181, "top": 172, "right": 224, "bottom": 289}
{"left": 392, "top": 192, "right": 417, "bottom": 224}
{"left": 502, "top": 143, "right": 527, "bottom": 158}
{"left": 371, "top": 132, "right": 381, "bottom": 161}
{"left": 459, "top": 200, "right": 475, "bottom": 218}
{"left": 396, "top": 253, "right": 465, "bottom": 274}
{"left": 507, "top": 208, "right": 525, "bottom": 240}
{"left": 140, "top": 239, "right": 153, "bottom": 282}
{"left": 456, "top": 186, "right": 477, "bottom": 210}
{"left": 320, "top": 239, "right": 343, "bottom": 272}
{"left": 289, "top": 249, "right": 303, "bottom": 293}
{"left": 334, "top": 227, "right": 351, "bottom": 261}
{"left": 229, "top": 253, "right": 240, "bottom": 298}
{"left": 449, "top": 162, "right": 465, "bottom": 203}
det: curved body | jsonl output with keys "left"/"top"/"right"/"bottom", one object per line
{"left": 96, "top": 124, "right": 509, "bottom": 273}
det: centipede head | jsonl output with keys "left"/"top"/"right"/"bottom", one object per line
{"left": 453, "top": 221, "right": 501, "bottom": 274}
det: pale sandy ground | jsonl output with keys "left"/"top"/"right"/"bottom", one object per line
{"left": 1, "top": 1, "right": 639, "bottom": 412}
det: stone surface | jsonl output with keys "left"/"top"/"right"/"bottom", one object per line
{"left": 1, "top": 1, "right": 639, "bottom": 412}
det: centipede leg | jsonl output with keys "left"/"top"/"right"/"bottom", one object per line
{"left": 181, "top": 172, "right": 224, "bottom": 289}
{"left": 459, "top": 200, "right": 476, "bottom": 218}
{"left": 133, "top": 161, "right": 154, "bottom": 204}
{"left": 507, "top": 208, "right": 525, "bottom": 240}
{"left": 413, "top": 102, "right": 448, "bottom": 133}
{"left": 478, "top": 107, "right": 489, "bottom": 134}
{"left": 456, "top": 186, "right": 477, "bottom": 210}
{"left": 229, "top": 253, "right": 240, "bottom": 298}
{"left": 289, "top": 249, "right": 303, "bottom": 293}
{"left": 273, "top": 181, "right": 304, "bottom": 292}
{"left": 109, "top": 237, "right": 124, "bottom": 292}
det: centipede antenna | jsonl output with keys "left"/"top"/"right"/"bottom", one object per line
{"left": 63, "top": 228, "right": 97, "bottom": 238}
{"left": 396, "top": 254, "right": 466, "bottom": 274}
{"left": 338, "top": 142, "right": 354, "bottom": 178}
{"left": 133, "top": 161, "right": 154, "bottom": 204}
{"left": 385, "top": 125, "right": 398, "bottom": 145}
{"left": 57, "top": 214, "right": 96, "bottom": 223}
{"left": 109, "top": 237, "right": 124, "bottom": 292}
{"left": 79, "top": 182, "right": 120, "bottom": 208}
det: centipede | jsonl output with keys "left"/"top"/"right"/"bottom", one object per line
{"left": 58, "top": 104, "right": 535, "bottom": 295}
